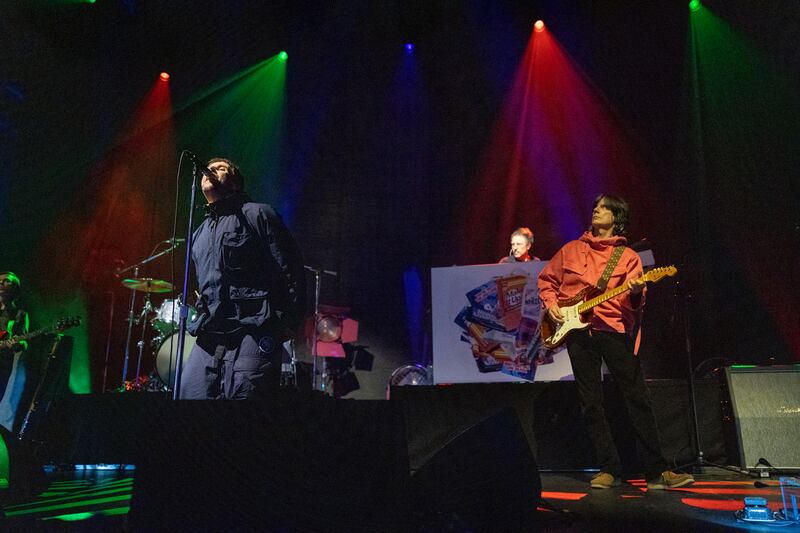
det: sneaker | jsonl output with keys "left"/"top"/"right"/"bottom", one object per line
{"left": 590, "top": 472, "right": 620, "bottom": 489}
{"left": 646, "top": 470, "right": 695, "bottom": 490}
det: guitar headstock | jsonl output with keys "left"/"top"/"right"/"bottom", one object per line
{"left": 644, "top": 265, "right": 678, "bottom": 283}
{"left": 55, "top": 316, "right": 82, "bottom": 332}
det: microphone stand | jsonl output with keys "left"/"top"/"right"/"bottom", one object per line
{"left": 304, "top": 265, "right": 338, "bottom": 392}
{"left": 674, "top": 272, "right": 744, "bottom": 476}
{"left": 115, "top": 244, "right": 182, "bottom": 278}
{"left": 119, "top": 266, "right": 138, "bottom": 389}
{"left": 101, "top": 288, "right": 115, "bottom": 393}
{"left": 172, "top": 157, "right": 200, "bottom": 400}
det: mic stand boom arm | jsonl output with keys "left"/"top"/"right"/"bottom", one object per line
{"left": 114, "top": 242, "right": 182, "bottom": 278}
{"left": 172, "top": 154, "right": 201, "bottom": 400}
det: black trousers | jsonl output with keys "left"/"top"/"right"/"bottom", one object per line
{"left": 179, "top": 329, "right": 281, "bottom": 400}
{"left": 567, "top": 329, "right": 667, "bottom": 479}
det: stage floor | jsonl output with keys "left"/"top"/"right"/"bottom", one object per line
{"left": 1, "top": 467, "right": 792, "bottom": 531}
{"left": 536, "top": 469, "right": 791, "bottom": 532}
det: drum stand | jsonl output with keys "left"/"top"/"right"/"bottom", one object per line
{"left": 133, "top": 293, "right": 154, "bottom": 387}
{"left": 114, "top": 243, "right": 181, "bottom": 389}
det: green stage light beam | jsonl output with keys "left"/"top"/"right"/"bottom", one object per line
{"left": 176, "top": 53, "right": 287, "bottom": 198}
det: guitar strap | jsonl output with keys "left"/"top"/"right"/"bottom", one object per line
{"left": 595, "top": 245, "right": 626, "bottom": 292}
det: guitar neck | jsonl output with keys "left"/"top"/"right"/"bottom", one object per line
{"left": 577, "top": 283, "right": 634, "bottom": 314}
{"left": 1, "top": 327, "right": 56, "bottom": 348}
{"left": 2, "top": 317, "right": 80, "bottom": 351}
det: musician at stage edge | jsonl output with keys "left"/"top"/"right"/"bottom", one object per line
{"left": 537, "top": 194, "right": 694, "bottom": 490}
{"left": 180, "top": 158, "right": 306, "bottom": 399}
{"left": 498, "top": 227, "right": 540, "bottom": 263}
{"left": 0, "top": 271, "right": 30, "bottom": 432}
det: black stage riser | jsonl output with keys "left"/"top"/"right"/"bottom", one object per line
{"left": 392, "top": 379, "right": 727, "bottom": 473}
{"left": 127, "top": 395, "right": 408, "bottom": 532}
{"left": 411, "top": 406, "right": 541, "bottom": 531}
{"left": 38, "top": 380, "right": 726, "bottom": 472}
{"left": 38, "top": 394, "right": 541, "bottom": 531}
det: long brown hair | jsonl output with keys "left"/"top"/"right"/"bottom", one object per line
{"left": 591, "top": 194, "right": 630, "bottom": 237}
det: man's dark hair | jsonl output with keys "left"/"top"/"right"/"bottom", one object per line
{"left": 592, "top": 194, "right": 630, "bottom": 237}
{"left": 0, "top": 271, "right": 21, "bottom": 301}
{"left": 207, "top": 157, "right": 245, "bottom": 190}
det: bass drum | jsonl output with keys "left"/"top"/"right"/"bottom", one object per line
{"left": 156, "top": 332, "right": 196, "bottom": 388}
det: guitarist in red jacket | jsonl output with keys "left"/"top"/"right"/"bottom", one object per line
{"left": 538, "top": 195, "right": 693, "bottom": 490}
{"left": 0, "top": 271, "right": 30, "bottom": 433}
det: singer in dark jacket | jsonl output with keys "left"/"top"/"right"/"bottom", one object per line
{"left": 179, "top": 157, "right": 306, "bottom": 400}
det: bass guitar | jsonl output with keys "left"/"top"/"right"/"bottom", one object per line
{"left": 540, "top": 266, "right": 677, "bottom": 349}
{"left": 0, "top": 316, "right": 82, "bottom": 352}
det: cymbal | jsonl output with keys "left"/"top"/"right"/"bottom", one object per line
{"left": 121, "top": 277, "right": 173, "bottom": 293}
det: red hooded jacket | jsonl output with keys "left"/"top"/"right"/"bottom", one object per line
{"left": 538, "top": 232, "right": 645, "bottom": 349}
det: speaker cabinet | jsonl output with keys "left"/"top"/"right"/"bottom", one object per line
{"left": 726, "top": 366, "right": 800, "bottom": 471}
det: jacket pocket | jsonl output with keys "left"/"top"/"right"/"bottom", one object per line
{"left": 222, "top": 232, "right": 259, "bottom": 272}
{"left": 562, "top": 259, "right": 587, "bottom": 276}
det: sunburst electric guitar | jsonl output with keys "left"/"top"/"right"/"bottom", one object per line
{"left": 540, "top": 266, "right": 677, "bottom": 349}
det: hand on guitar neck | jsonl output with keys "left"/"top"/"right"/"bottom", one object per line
{"left": 627, "top": 276, "right": 646, "bottom": 295}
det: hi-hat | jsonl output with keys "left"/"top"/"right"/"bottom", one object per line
{"left": 121, "top": 277, "right": 173, "bottom": 293}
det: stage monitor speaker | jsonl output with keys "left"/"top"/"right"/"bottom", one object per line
{"left": 725, "top": 366, "right": 800, "bottom": 471}
{"left": 410, "top": 406, "right": 541, "bottom": 531}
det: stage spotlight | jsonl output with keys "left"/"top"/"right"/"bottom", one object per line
{"left": 309, "top": 305, "right": 358, "bottom": 358}
{"left": 405, "top": 43, "right": 414, "bottom": 53}
{"left": 534, "top": 20, "right": 545, "bottom": 33}
{"left": 278, "top": 51, "right": 288, "bottom": 62}
{"left": 689, "top": 0, "right": 701, "bottom": 11}
{"left": 385, "top": 364, "right": 431, "bottom": 400}
{"left": 316, "top": 315, "right": 343, "bottom": 343}
{"left": 159, "top": 72, "right": 170, "bottom": 81}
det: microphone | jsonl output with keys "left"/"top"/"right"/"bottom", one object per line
{"left": 163, "top": 238, "right": 186, "bottom": 244}
{"left": 184, "top": 151, "right": 216, "bottom": 180}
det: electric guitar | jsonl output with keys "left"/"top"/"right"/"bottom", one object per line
{"left": 0, "top": 316, "right": 82, "bottom": 352}
{"left": 540, "top": 266, "right": 677, "bottom": 349}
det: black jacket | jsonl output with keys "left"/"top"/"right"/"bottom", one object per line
{"left": 189, "top": 193, "right": 306, "bottom": 338}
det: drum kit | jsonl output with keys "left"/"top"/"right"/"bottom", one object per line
{"left": 105, "top": 238, "right": 312, "bottom": 393}
{"left": 118, "top": 277, "right": 196, "bottom": 391}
